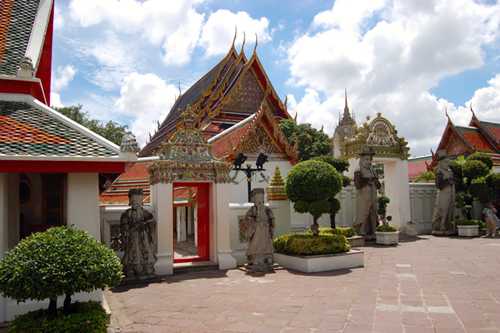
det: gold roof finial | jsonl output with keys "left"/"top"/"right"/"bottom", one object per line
{"left": 239, "top": 32, "right": 246, "bottom": 55}
{"left": 253, "top": 33, "right": 258, "bottom": 54}
{"left": 231, "top": 26, "right": 238, "bottom": 49}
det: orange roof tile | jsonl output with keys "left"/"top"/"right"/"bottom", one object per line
{"left": 0, "top": 115, "right": 69, "bottom": 144}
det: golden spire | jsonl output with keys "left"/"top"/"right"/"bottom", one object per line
{"left": 267, "top": 166, "right": 287, "bottom": 201}
{"left": 252, "top": 33, "right": 258, "bottom": 55}
{"left": 231, "top": 26, "right": 238, "bottom": 49}
{"left": 239, "top": 32, "right": 246, "bottom": 55}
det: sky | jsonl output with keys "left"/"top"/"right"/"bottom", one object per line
{"left": 52, "top": 0, "right": 500, "bottom": 157}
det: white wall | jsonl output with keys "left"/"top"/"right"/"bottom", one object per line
{"left": 0, "top": 174, "right": 8, "bottom": 323}
{"left": 152, "top": 183, "right": 174, "bottom": 275}
{"left": 67, "top": 173, "right": 100, "bottom": 240}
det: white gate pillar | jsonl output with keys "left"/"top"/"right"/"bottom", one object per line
{"left": 215, "top": 183, "right": 237, "bottom": 270}
{"left": 384, "top": 160, "right": 411, "bottom": 229}
{"left": 152, "top": 182, "right": 173, "bottom": 275}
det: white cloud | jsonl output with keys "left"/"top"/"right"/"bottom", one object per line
{"left": 287, "top": 0, "right": 500, "bottom": 156}
{"left": 69, "top": 0, "right": 205, "bottom": 66}
{"left": 50, "top": 65, "right": 77, "bottom": 107}
{"left": 53, "top": 65, "right": 76, "bottom": 92}
{"left": 115, "top": 72, "right": 179, "bottom": 145}
{"left": 199, "top": 9, "right": 271, "bottom": 57}
{"left": 54, "top": 4, "right": 64, "bottom": 30}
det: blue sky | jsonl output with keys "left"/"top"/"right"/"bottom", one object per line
{"left": 52, "top": 0, "right": 500, "bottom": 156}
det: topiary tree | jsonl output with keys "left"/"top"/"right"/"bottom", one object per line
{"left": 286, "top": 160, "right": 342, "bottom": 235}
{"left": 450, "top": 153, "right": 494, "bottom": 219}
{"left": 0, "top": 226, "right": 123, "bottom": 317}
{"left": 312, "top": 155, "right": 350, "bottom": 229}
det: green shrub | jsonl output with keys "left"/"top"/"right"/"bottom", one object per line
{"left": 463, "top": 160, "right": 489, "bottom": 181}
{"left": 456, "top": 219, "right": 481, "bottom": 226}
{"left": 0, "top": 226, "right": 123, "bottom": 315}
{"left": 8, "top": 301, "right": 109, "bottom": 333}
{"left": 377, "top": 196, "right": 390, "bottom": 216}
{"left": 308, "top": 227, "right": 356, "bottom": 238}
{"left": 376, "top": 224, "right": 398, "bottom": 232}
{"left": 273, "top": 233, "right": 350, "bottom": 256}
{"left": 467, "top": 152, "right": 493, "bottom": 170}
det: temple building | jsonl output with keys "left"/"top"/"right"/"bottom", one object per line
{"left": 0, "top": 0, "right": 134, "bottom": 321}
{"left": 101, "top": 39, "right": 302, "bottom": 273}
{"left": 429, "top": 110, "right": 500, "bottom": 171}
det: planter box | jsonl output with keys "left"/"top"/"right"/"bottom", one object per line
{"left": 347, "top": 236, "right": 365, "bottom": 248}
{"left": 457, "top": 225, "right": 479, "bottom": 237}
{"left": 274, "top": 250, "right": 364, "bottom": 273}
{"left": 375, "top": 231, "right": 399, "bottom": 245}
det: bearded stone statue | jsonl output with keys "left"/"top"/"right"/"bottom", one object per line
{"left": 354, "top": 147, "right": 381, "bottom": 240}
{"left": 120, "top": 189, "right": 157, "bottom": 279}
{"left": 245, "top": 188, "right": 275, "bottom": 272}
{"left": 432, "top": 150, "right": 455, "bottom": 235}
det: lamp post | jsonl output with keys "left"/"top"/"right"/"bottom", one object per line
{"left": 232, "top": 152, "right": 268, "bottom": 202}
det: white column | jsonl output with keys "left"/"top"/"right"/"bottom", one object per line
{"left": 152, "top": 183, "right": 173, "bottom": 275}
{"left": 215, "top": 183, "right": 237, "bottom": 270}
{"left": 67, "top": 173, "right": 100, "bottom": 240}
{"left": 0, "top": 174, "right": 9, "bottom": 323}
{"left": 384, "top": 160, "right": 411, "bottom": 230}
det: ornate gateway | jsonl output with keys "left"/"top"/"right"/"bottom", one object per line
{"left": 148, "top": 105, "right": 232, "bottom": 184}
{"left": 342, "top": 113, "right": 409, "bottom": 160}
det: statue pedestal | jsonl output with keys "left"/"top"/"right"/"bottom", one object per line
{"left": 155, "top": 252, "right": 173, "bottom": 275}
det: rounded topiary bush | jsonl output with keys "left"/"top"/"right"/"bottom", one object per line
{"left": 273, "top": 233, "right": 350, "bottom": 256}
{"left": 467, "top": 152, "right": 493, "bottom": 170}
{"left": 463, "top": 160, "right": 489, "bottom": 181}
{"left": 376, "top": 224, "right": 398, "bottom": 232}
{"left": 0, "top": 226, "right": 123, "bottom": 316}
{"left": 286, "top": 160, "right": 342, "bottom": 235}
{"left": 306, "top": 227, "right": 356, "bottom": 238}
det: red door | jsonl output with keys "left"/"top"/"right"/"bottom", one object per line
{"left": 173, "top": 182, "right": 210, "bottom": 263}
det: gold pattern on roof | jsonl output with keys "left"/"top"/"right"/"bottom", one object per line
{"left": 149, "top": 105, "right": 232, "bottom": 184}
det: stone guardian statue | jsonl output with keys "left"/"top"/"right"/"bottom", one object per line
{"left": 245, "top": 188, "right": 275, "bottom": 272}
{"left": 354, "top": 147, "right": 381, "bottom": 240}
{"left": 432, "top": 150, "right": 455, "bottom": 235}
{"left": 120, "top": 189, "right": 157, "bottom": 279}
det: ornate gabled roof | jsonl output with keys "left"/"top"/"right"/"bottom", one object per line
{"left": 0, "top": 99, "right": 120, "bottom": 158}
{"left": 139, "top": 42, "right": 290, "bottom": 157}
{"left": 0, "top": 0, "right": 41, "bottom": 76}
{"left": 148, "top": 105, "right": 232, "bottom": 184}
{"left": 341, "top": 112, "right": 409, "bottom": 160}
{"left": 209, "top": 99, "right": 299, "bottom": 163}
{"left": 430, "top": 113, "right": 500, "bottom": 169}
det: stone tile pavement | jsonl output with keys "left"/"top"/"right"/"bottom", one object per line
{"left": 106, "top": 236, "right": 500, "bottom": 333}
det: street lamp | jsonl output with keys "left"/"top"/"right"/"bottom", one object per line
{"left": 232, "top": 152, "right": 269, "bottom": 201}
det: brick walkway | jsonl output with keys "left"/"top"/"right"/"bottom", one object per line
{"left": 106, "top": 236, "right": 500, "bottom": 333}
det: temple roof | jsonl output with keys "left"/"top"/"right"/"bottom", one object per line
{"left": 0, "top": 96, "right": 121, "bottom": 160}
{"left": 139, "top": 45, "right": 290, "bottom": 157}
{"left": 430, "top": 112, "right": 500, "bottom": 168}
{"left": 100, "top": 161, "right": 152, "bottom": 205}
{"left": 0, "top": 0, "right": 40, "bottom": 75}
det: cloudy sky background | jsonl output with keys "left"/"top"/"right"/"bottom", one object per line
{"left": 52, "top": 0, "right": 500, "bottom": 157}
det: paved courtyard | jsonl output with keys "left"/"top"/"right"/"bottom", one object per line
{"left": 106, "top": 236, "right": 500, "bottom": 333}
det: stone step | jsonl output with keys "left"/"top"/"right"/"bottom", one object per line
{"left": 173, "top": 261, "right": 219, "bottom": 274}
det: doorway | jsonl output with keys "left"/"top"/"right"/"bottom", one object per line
{"left": 173, "top": 182, "right": 210, "bottom": 263}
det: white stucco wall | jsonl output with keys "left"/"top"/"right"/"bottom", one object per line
{"left": 67, "top": 173, "right": 100, "bottom": 240}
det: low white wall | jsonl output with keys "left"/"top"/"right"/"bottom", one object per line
{"left": 409, "top": 183, "right": 436, "bottom": 234}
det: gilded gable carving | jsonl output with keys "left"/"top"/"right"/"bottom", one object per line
{"left": 238, "top": 126, "right": 282, "bottom": 155}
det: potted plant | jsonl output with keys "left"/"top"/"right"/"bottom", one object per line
{"left": 273, "top": 232, "right": 364, "bottom": 273}
{"left": 456, "top": 219, "right": 480, "bottom": 237}
{"left": 376, "top": 216, "right": 399, "bottom": 245}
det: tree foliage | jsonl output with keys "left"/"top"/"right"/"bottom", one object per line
{"left": 0, "top": 226, "right": 123, "bottom": 316}
{"left": 285, "top": 160, "right": 342, "bottom": 234}
{"left": 414, "top": 170, "right": 435, "bottom": 183}
{"left": 279, "top": 119, "right": 332, "bottom": 161}
{"left": 53, "top": 105, "right": 129, "bottom": 145}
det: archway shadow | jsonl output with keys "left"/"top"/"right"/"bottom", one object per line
{"left": 111, "top": 269, "right": 229, "bottom": 293}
